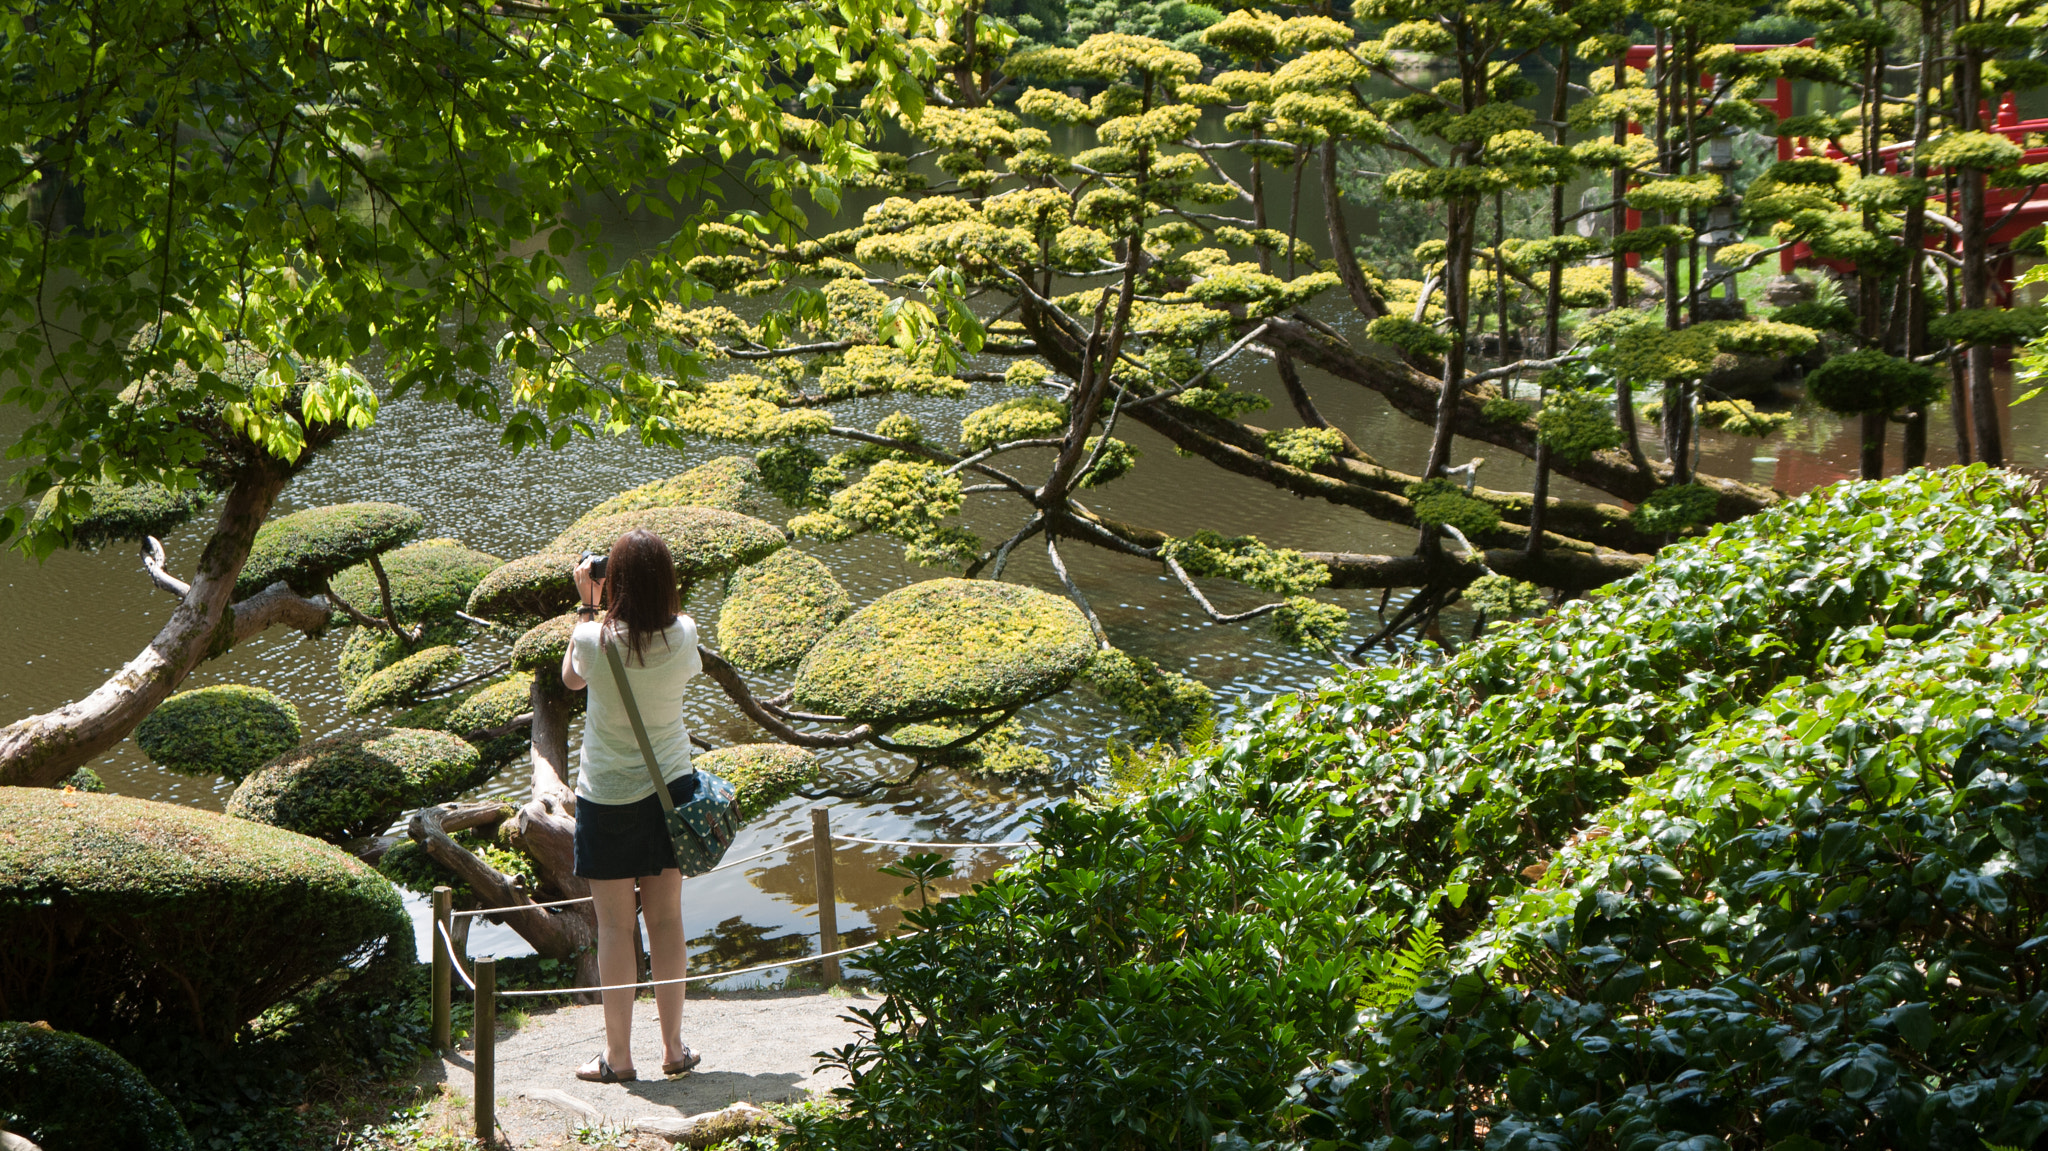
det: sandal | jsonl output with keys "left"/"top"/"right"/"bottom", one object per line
{"left": 575, "top": 1053, "right": 637, "bottom": 1083}
{"left": 661, "top": 1046, "right": 702, "bottom": 1076}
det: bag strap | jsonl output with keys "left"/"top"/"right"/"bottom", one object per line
{"left": 599, "top": 625, "right": 678, "bottom": 817}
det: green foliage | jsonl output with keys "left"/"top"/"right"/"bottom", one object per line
{"left": 1084, "top": 648, "right": 1215, "bottom": 740}
{"left": 335, "top": 620, "right": 463, "bottom": 692}
{"left": 63, "top": 767, "right": 106, "bottom": 792}
{"left": 789, "top": 460, "right": 981, "bottom": 569}
{"left": 959, "top": 396, "right": 1068, "bottom": 449}
{"left": 1076, "top": 436, "right": 1139, "bottom": 488}
{"left": 693, "top": 743, "right": 820, "bottom": 819}
{"left": 792, "top": 579, "right": 1096, "bottom": 722}
{"left": 884, "top": 722, "right": 1055, "bottom": 777}
{"left": 1700, "top": 398, "right": 1792, "bottom": 437}
{"left": 464, "top": 553, "right": 580, "bottom": 625}
{"left": 576, "top": 456, "right": 779, "bottom": 524}
{"left": 0, "top": 790, "right": 409, "bottom": 1042}
{"left": 1405, "top": 478, "right": 1502, "bottom": 538}
{"left": 717, "top": 549, "right": 854, "bottom": 671}
{"left": 1269, "top": 596, "right": 1348, "bottom": 652}
{"left": 1262, "top": 427, "right": 1344, "bottom": 470}
{"left": 439, "top": 674, "right": 535, "bottom": 766}
{"left": 345, "top": 645, "right": 464, "bottom": 713}
{"left": 327, "top": 539, "right": 501, "bottom": 625}
{"left": 29, "top": 481, "right": 213, "bottom": 552}
{"left": 235, "top": 503, "right": 425, "bottom": 599}
{"left": 1805, "top": 348, "right": 1942, "bottom": 415}
{"left": 1630, "top": 482, "right": 1721, "bottom": 534}
{"left": 1928, "top": 305, "right": 2048, "bottom": 347}
{"left": 0, "top": 1023, "right": 194, "bottom": 1151}
{"left": 1534, "top": 389, "right": 1624, "bottom": 465}
{"left": 1460, "top": 573, "right": 1544, "bottom": 618}
{"left": 755, "top": 442, "right": 833, "bottom": 509}
{"left": 135, "top": 684, "right": 303, "bottom": 782}
{"left": 548, "top": 506, "right": 787, "bottom": 583}
{"left": 1364, "top": 316, "right": 1451, "bottom": 358}
{"left": 225, "top": 727, "right": 486, "bottom": 843}
{"left": 1160, "top": 531, "right": 1329, "bottom": 596}
{"left": 510, "top": 612, "right": 581, "bottom": 674}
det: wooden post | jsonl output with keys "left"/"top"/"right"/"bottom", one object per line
{"left": 474, "top": 957, "right": 496, "bottom": 1146}
{"left": 810, "top": 807, "right": 841, "bottom": 986}
{"left": 431, "top": 886, "right": 452, "bottom": 1052}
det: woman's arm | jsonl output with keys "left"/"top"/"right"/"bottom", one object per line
{"left": 561, "top": 557, "right": 604, "bottom": 691}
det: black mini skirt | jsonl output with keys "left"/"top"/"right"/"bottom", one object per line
{"left": 573, "top": 773, "right": 700, "bottom": 880}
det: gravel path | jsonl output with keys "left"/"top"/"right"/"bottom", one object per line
{"left": 422, "top": 987, "right": 875, "bottom": 1147}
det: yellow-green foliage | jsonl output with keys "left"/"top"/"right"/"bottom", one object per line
{"left": 717, "top": 550, "right": 853, "bottom": 671}
{"left": 1626, "top": 173, "right": 1725, "bottom": 214}
{"left": 694, "top": 743, "right": 821, "bottom": 819}
{"left": 1700, "top": 399, "right": 1793, "bottom": 437}
{"left": 960, "top": 396, "right": 1068, "bottom": 449}
{"left": 31, "top": 480, "right": 212, "bottom": 552}
{"left": 0, "top": 1023, "right": 194, "bottom": 1151}
{"left": 336, "top": 621, "right": 465, "bottom": 691}
{"left": 235, "top": 502, "right": 425, "bottom": 599}
{"left": 792, "top": 579, "right": 1096, "bottom": 721}
{"left": 135, "top": 685, "right": 302, "bottom": 782}
{"left": 1269, "top": 596, "right": 1348, "bottom": 652}
{"left": 226, "top": 727, "right": 486, "bottom": 843}
{"left": 574, "top": 456, "right": 776, "bottom": 523}
{"left": 510, "top": 612, "right": 580, "bottom": 674}
{"left": 0, "top": 790, "right": 409, "bottom": 1042}
{"left": 790, "top": 460, "right": 980, "bottom": 568}
{"left": 1263, "top": 427, "right": 1344, "bottom": 469}
{"left": 1406, "top": 478, "right": 1503, "bottom": 537}
{"left": 1016, "top": 88, "right": 1095, "bottom": 123}
{"left": 1461, "top": 573, "right": 1545, "bottom": 617}
{"left": 1078, "top": 436, "right": 1140, "bottom": 488}
{"left": 1596, "top": 324, "right": 1719, "bottom": 382}
{"left": 670, "top": 375, "right": 835, "bottom": 442}
{"left": 885, "top": 721, "right": 1054, "bottom": 778}
{"left": 1536, "top": 390, "right": 1625, "bottom": 465}
{"left": 1084, "top": 649, "right": 1214, "bottom": 740}
{"left": 328, "top": 538, "right": 501, "bottom": 625}
{"left": 1922, "top": 130, "right": 2025, "bottom": 170}
{"left": 1366, "top": 316, "right": 1451, "bottom": 358}
{"left": 440, "top": 673, "right": 535, "bottom": 765}
{"left": 1184, "top": 265, "right": 1339, "bottom": 315}
{"left": 1004, "top": 359, "right": 1054, "bottom": 389}
{"left": 819, "top": 345, "right": 969, "bottom": 400}
{"left": 464, "top": 552, "right": 580, "bottom": 624}
{"left": 1162, "top": 530, "right": 1330, "bottom": 596}
{"left": 345, "top": 644, "right": 463, "bottom": 714}
{"left": 1630, "top": 482, "right": 1721, "bottom": 534}
{"left": 550, "top": 506, "right": 787, "bottom": 582}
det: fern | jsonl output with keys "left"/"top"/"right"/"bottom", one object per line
{"left": 1360, "top": 920, "right": 1446, "bottom": 1011}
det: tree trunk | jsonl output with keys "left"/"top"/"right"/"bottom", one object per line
{"left": 1958, "top": 49, "right": 2003, "bottom": 465}
{"left": 0, "top": 463, "right": 290, "bottom": 787}
{"left": 1321, "top": 139, "right": 1386, "bottom": 320}
{"left": 1425, "top": 197, "right": 1478, "bottom": 478}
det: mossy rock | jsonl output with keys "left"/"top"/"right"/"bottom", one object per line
{"left": 694, "top": 744, "right": 820, "bottom": 820}
{"left": 0, "top": 1023, "right": 194, "bottom": 1151}
{"left": 235, "top": 502, "right": 425, "bottom": 599}
{"left": 574, "top": 456, "right": 779, "bottom": 524}
{"left": 134, "top": 685, "right": 303, "bottom": 782}
{"left": 717, "top": 550, "right": 854, "bottom": 671}
{"left": 225, "top": 728, "right": 485, "bottom": 843}
{"left": 792, "top": 579, "right": 1096, "bottom": 722}
{"left": 328, "top": 538, "right": 501, "bottom": 625}
{"left": 444, "top": 674, "right": 534, "bottom": 766}
{"left": 547, "top": 507, "right": 786, "bottom": 583}
{"left": 336, "top": 622, "right": 464, "bottom": 692}
{"left": 464, "top": 553, "right": 579, "bottom": 625}
{"left": 0, "top": 790, "right": 410, "bottom": 1041}
{"left": 30, "top": 481, "right": 213, "bottom": 552}
{"left": 885, "top": 722, "right": 1055, "bottom": 777}
{"left": 510, "top": 612, "right": 580, "bottom": 674}
{"left": 345, "top": 645, "right": 463, "bottom": 714}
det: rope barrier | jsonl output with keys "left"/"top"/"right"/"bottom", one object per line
{"left": 489, "top": 938, "right": 889, "bottom": 998}
{"left": 831, "top": 833, "right": 1032, "bottom": 849}
{"left": 438, "top": 920, "right": 477, "bottom": 991}
{"left": 451, "top": 894, "right": 593, "bottom": 919}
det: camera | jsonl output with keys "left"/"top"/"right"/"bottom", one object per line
{"left": 581, "top": 551, "right": 608, "bottom": 581}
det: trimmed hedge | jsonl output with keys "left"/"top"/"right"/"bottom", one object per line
{"left": 574, "top": 456, "right": 778, "bottom": 523}
{"left": 445, "top": 674, "right": 534, "bottom": 766}
{"left": 336, "top": 622, "right": 463, "bottom": 692}
{"left": 694, "top": 743, "right": 819, "bottom": 820}
{"left": 225, "top": 728, "right": 484, "bottom": 842}
{"left": 328, "top": 538, "right": 501, "bottom": 624}
{"left": 0, "top": 790, "right": 409, "bottom": 1041}
{"left": 510, "top": 612, "right": 580, "bottom": 674}
{"left": 30, "top": 481, "right": 213, "bottom": 552}
{"left": 464, "top": 553, "right": 579, "bottom": 625}
{"left": 0, "top": 1023, "right": 193, "bottom": 1151}
{"left": 134, "top": 685, "right": 302, "bottom": 782}
{"left": 717, "top": 549, "right": 853, "bottom": 671}
{"left": 547, "top": 506, "right": 786, "bottom": 582}
{"left": 792, "top": 579, "right": 1095, "bottom": 721}
{"left": 234, "top": 503, "right": 424, "bottom": 599}
{"left": 344, "top": 645, "right": 463, "bottom": 714}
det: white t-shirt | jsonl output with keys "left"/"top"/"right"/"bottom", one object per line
{"left": 569, "top": 616, "right": 702, "bottom": 806}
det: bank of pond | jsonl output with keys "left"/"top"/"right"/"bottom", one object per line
{"left": 5, "top": 464, "right": 2047, "bottom": 1149}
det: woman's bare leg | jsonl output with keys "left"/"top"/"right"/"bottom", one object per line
{"left": 638, "top": 867, "right": 690, "bottom": 1066}
{"left": 582, "top": 876, "right": 641, "bottom": 1076}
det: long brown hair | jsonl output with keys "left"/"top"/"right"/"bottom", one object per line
{"left": 602, "top": 529, "right": 682, "bottom": 664}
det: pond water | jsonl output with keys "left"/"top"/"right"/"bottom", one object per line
{"left": 6, "top": 105, "right": 2048, "bottom": 983}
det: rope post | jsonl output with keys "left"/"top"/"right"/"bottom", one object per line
{"left": 474, "top": 956, "right": 496, "bottom": 1146}
{"left": 431, "top": 886, "right": 452, "bottom": 1052}
{"left": 810, "top": 807, "right": 841, "bottom": 987}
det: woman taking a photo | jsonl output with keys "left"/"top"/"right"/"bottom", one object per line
{"left": 560, "top": 528, "right": 704, "bottom": 1082}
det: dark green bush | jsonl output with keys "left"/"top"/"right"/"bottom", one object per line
{"left": 343, "top": 644, "right": 462, "bottom": 713}
{"left": 0, "top": 791, "right": 409, "bottom": 1042}
{"left": 29, "top": 481, "right": 213, "bottom": 552}
{"left": 234, "top": 502, "right": 424, "bottom": 599}
{"left": 464, "top": 552, "right": 580, "bottom": 625}
{"left": 1804, "top": 348, "right": 1941, "bottom": 415}
{"left": 510, "top": 611, "right": 580, "bottom": 673}
{"left": 224, "top": 727, "right": 485, "bottom": 842}
{"left": 792, "top": 579, "right": 1095, "bottom": 722}
{"left": 134, "top": 684, "right": 302, "bottom": 781}
{"left": 0, "top": 1023, "right": 192, "bottom": 1151}
{"left": 336, "top": 621, "right": 464, "bottom": 692}
{"left": 441, "top": 673, "right": 534, "bottom": 766}
{"left": 717, "top": 549, "right": 853, "bottom": 671}
{"left": 693, "top": 743, "right": 819, "bottom": 819}
{"left": 1406, "top": 477, "right": 1502, "bottom": 537}
{"left": 1629, "top": 480, "right": 1721, "bottom": 533}
{"left": 327, "top": 538, "right": 500, "bottom": 625}
{"left": 547, "top": 505, "right": 787, "bottom": 582}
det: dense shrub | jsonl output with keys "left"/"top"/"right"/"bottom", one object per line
{"left": 233, "top": 502, "right": 424, "bottom": 599}
{"left": 573, "top": 455, "right": 779, "bottom": 523}
{"left": 694, "top": 743, "right": 819, "bottom": 819}
{"left": 464, "top": 552, "right": 580, "bottom": 624}
{"left": 0, "top": 1023, "right": 193, "bottom": 1151}
{"left": 439, "top": 673, "right": 535, "bottom": 766}
{"left": 547, "top": 505, "right": 787, "bottom": 582}
{"left": 509, "top": 611, "right": 580, "bottom": 673}
{"left": 0, "top": 791, "right": 409, "bottom": 1041}
{"left": 792, "top": 578, "right": 1096, "bottom": 722}
{"left": 133, "top": 684, "right": 301, "bottom": 781}
{"left": 343, "top": 644, "right": 462, "bottom": 713}
{"left": 327, "top": 537, "right": 500, "bottom": 624}
{"left": 29, "top": 480, "right": 213, "bottom": 552}
{"left": 717, "top": 549, "right": 853, "bottom": 670}
{"left": 336, "top": 621, "right": 464, "bottom": 691}
{"left": 224, "top": 727, "right": 484, "bottom": 842}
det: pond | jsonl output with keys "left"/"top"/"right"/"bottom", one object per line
{"left": 5, "top": 109, "right": 2046, "bottom": 983}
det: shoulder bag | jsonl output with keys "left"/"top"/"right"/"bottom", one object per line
{"left": 600, "top": 626, "right": 740, "bottom": 876}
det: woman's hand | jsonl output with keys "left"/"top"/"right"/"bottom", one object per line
{"left": 574, "top": 556, "right": 604, "bottom": 608}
